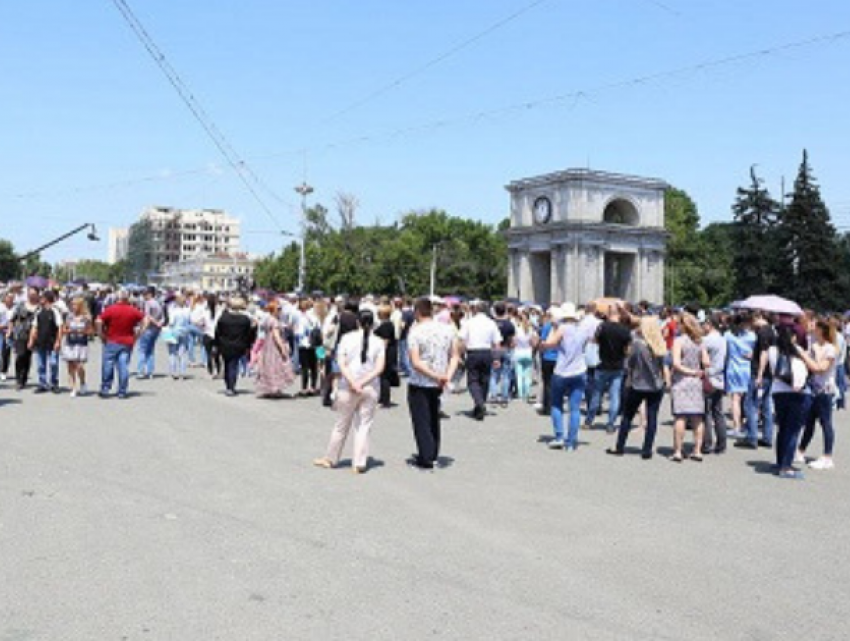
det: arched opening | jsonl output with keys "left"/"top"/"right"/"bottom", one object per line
{"left": 603, "top": 199, "right": 639, "bottom": 226}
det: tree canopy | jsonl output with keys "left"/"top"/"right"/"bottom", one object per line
{"left": 254, "top": 208, "right": 508, "bottom": 298}
{"left": 664, "top": 188, "right": 735, "bottom": 308}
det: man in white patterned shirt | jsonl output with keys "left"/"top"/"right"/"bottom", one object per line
{"left": 406, "top": 297, "right": 460, "bottom": 471}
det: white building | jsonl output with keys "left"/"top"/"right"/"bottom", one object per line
{"left": 139, "top": 206, "right": 241, "bottom": 272}
{"left": 108, "top": 228, "right": 129, "bottom": 265}
{"left": 505, "top": 169, "right": 667, "bottom": 305}
{"left": 158, "top": 253, "right": 256, "bottom": 292}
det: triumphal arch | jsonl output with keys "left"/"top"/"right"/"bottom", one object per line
{"left": 505, "top": 169, "right": 667, "bottom": 305}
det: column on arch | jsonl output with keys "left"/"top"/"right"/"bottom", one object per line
{"left": 550, "top": 244, "right": 565, "bottom": 305}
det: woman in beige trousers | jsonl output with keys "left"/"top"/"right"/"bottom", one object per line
{"left": 314, "top": 310, "right": 386, "bottom": 474}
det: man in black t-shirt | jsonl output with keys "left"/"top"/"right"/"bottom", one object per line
{"left": 585, "top": 307, "right": 632, "bottom": 433}
{"left": 28, "top": 290, "right": 63, "bottom": 393}
{"left": 749, "top": 311, "right": 777, "bottom": 447}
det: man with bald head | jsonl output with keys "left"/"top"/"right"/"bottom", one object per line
{"left": 97, "top": 289, "right": 144, "bottom": 399}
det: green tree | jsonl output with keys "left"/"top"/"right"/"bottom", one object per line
{"left": 23, "top": 254, "right": 51, "bottom": 278}
{"left": 0, "top": 239, "right": 19, "bottom": 281}
{"left": 61, "top": 259, "right": 117, "bottom": 283}
{"left": 664, "top": 188, "right": 736, "bottom": 308}
{"left": 664, "top": 188, "right": 703, "bottom": 305}
{"left": 698, "top": 223, "right": 736, "bottom": 307}
{"left": 731, "top": 166, "right": 780, "bottom": 297}
{"left": 775, "top": 150, "right": 842, "bottom": 308}
{"left": 109, "top": 259, "right": 128, "bottom": 284}
{"left": 252, "top": 208, "right": 508, "bottom": 298}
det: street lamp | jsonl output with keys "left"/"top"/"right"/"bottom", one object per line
{"left": 18, "top": 223, "right": 100, "bottom": 279}
{"left": 294, "top": 181, "right": 314, "bottom": 293}
{"left": 429, "top": 241, "right": 444, "bottom": 297}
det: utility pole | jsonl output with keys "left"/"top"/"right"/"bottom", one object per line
{"left": 429, "top": 243, "right": 438, "bottom": 297}
{"left": 294, "top": 181, "right": 313, "bottom": 293}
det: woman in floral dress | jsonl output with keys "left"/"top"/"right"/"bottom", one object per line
{"left": 255, "top": 300, "right": 295, "bottom": 398}
{"left": 670, "top": 314, "right": 710, "bottom": 462}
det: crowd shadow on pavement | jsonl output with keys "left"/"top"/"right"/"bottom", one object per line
{"left": 336, "top": 458, "right": 387, "bottom": 474}
{"left": 746, "top": 460, "right": 777, "bottom": 475}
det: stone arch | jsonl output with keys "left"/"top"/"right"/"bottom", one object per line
{"left": 602, "top": 197, "right": 640, "bottom": 226}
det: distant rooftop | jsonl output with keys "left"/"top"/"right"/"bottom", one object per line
{"left": 506, "top": 168, "right": 669, "bottom": 192}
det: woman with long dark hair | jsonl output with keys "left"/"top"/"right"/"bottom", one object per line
{"left": 769, "top": 324, "right": 810, "bottom": 479}
{"left": 202, "top": 293, "right": 222, "bottom": 379}
{"left": 374, "top": 304, "right": 399, "bottom": 408}
{"left": 314, "top": 310, "right": 385, "bottom": 474}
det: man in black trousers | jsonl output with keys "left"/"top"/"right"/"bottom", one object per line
{"left": 406, "top": 297, "right": 460, "bottom": 471}
{"left": 459, "top": 300, "right": 501, "bottom": 420}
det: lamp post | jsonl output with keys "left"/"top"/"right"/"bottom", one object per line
{"left": 18, "top": 223, "right": 100, "bottom": 281}
{"left": 294, "top": 181, "right": 314, "bottom": 293}
{"left": 429, "top": 241, "right": 444, "bottom": 297}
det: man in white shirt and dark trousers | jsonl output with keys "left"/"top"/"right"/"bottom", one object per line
{"left": 459, "top": 301, "right": 501, "bottom": 421}
{"left": 406, "top": 297, "right": 460, "bottom": 471}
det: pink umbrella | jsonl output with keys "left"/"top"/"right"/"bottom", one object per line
{"left": 739, "top": 295, "right": 803, "bottom": 316}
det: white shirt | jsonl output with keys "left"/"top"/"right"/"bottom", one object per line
{"left": 190, "top": 304, "right": 207, "bottom": 329}
{"left": 809, "top": 341, "right": 837, "bottom": 395}
{"left": 54, "top": 299, "right": 69, "bottom": 319}
{"left": 295, "top": 309, "right": 320, "bottom": 348}
{"left": 254, "top": 309, "right": 270, "bottom": 339}
{"left": 459, "top": 313, "right": 500, "bottom": 350}
{"left": 337, "top": 330, "right": 384, "bottom": 391}
{"left": 390, "top": 308, "right": 404, "bottom": 339}
{"left": 0, "top": 302, "right": 10, "bottom": 328}
{"left": 322, "top": 309, "right": 340, "bottom": 350}
{"left": 203, "top": 307, "right": 221, "bottom": 338}
{"left": 768, "top": 346, "right": 809, "bottom": 394}
{"left": 513, "top": 324, "right": 535, "bottom": 358}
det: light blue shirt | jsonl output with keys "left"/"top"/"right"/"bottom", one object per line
{"left": 554, "top": 322, "right": 591, "bottom": 378}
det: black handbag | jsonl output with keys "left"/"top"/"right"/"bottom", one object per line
{"left": 67, "top": 333, "right": 89, "bottom": 347}
{"left": 774, "top": 352, "right": 794, "bottom": 385}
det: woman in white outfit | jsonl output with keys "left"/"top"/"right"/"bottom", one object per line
{"left": 313, "top": 310, "right": 386, "bottom": 474}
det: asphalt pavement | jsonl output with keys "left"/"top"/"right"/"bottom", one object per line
{"left": 1, "top": 343, "right": 848, "bottom": 640}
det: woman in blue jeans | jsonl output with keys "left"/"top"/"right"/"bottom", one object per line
{"left": 796, "top": 318, "right": 838, "bottom": 471}
{"left": 768, "top": 325, "right": 810, "bottom": 479}
{"left": 539, "top": 303, "right": 591, "bottom": 451}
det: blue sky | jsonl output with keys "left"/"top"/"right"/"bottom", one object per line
{"left": 2, "top": 0, "right": 849, "bottom": 263}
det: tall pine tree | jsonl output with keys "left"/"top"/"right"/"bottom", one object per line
{"left": 775, "top": 150, "right": 842, "bottom": 309}
{"left": 731, "top": 166, "right": 779, "bottom": 298}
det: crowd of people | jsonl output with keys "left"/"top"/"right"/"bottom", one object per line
{"left": 0, "top": 281, "right": 842, "bottom": 479}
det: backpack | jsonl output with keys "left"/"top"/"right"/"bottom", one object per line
{"left": 774, "top": 352, "right": 794, "bottom": 386}
{"left": 309, "top": 324, "right": 323, "bottom": 348}
{"left": 12, "top": 304, "right": 35, "bottom": 342}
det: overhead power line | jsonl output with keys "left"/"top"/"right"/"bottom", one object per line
{"left": 109, "top": 0, "right": 290, "bottom": 231}
{"left": 323, "top": 0, "right": 553, "bottom": 123}
{"left": 640, "top": 0, "right": 681, "bottom": 17}
{"left": 7, "top": 27, "right": 850, "bottom": 202}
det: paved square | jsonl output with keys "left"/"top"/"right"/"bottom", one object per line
{"left": 1, "top": 345, "right": 848, "bottom": 640}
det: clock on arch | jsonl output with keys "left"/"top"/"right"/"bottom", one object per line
{"left": 533, "top": 196, "right": 552, "bottom": 225}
